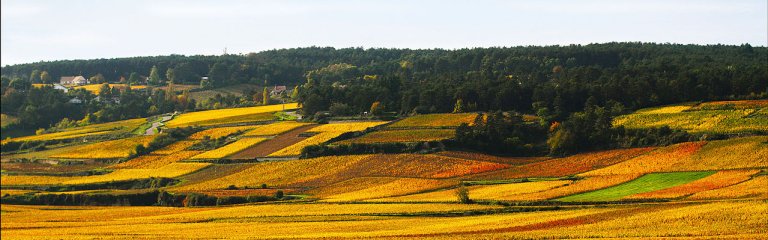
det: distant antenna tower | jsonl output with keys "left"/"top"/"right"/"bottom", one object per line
{"left": 223, "top": 46, "right": 228, "bottom": 55}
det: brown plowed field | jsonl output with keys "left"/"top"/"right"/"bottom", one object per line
{"left": 226, "top": 124, "right": 317, "bottom": 159}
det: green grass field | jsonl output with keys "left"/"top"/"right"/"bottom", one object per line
{"left": 557, "top": 171, "right": 716, "bottom": 202}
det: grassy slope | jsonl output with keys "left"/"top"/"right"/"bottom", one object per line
{"left": 557, "top": 171, "right": 716, "bottom": 202}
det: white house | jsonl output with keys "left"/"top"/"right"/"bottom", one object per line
{"left": 53, "top": 83, "right": 69, "bottom": 93}
{"left": 60, "top": 76, "right": 88, "bottom": 85}
{"left": 68, "top": 97, "right": 83, "bottom": 104}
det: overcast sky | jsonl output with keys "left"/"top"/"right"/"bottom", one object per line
{"left": 2, "top": 0, "right": 766, "bottom": 66}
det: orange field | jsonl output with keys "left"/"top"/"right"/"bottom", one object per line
{"left": 581, "top": 142, "right": 705, "bottom": 176}
{"left": 687, "top": 175, "right": 768, "bottom": 200}
{"left": 111, "top": 151, "right": 202, "bottom": 169}
{"left": 625, "top": 170, "right": 759, "bottom": 199}
{"left": 374, "top": 180, "right": 572, "bottom": 202}
{"left": 475, "top": 147, "right": 653, "bottom": 180}
{"left": 318, "top": 177, "right": 459, "bottom": 202}
{"left": 173, "top": 154, "right": 508, "bottom": 191}
{"left": 436, "top": 151, "right": 549, "bottom": 165}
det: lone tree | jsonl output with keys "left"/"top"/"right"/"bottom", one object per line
{"left": 262, "top": 87, "right": 269, "bottom": 105}
{"left": 453, "top": 99, "right": 464, "bottom": 113}
{"left": 456, "top": 186, "right": 471, "bottom": 204}
{"left": 40, "top": 71, "right": 51, "bottom": 84}
{"left": 148, "top": 65, "right": 162, "bottom": 86}
{"left": 370, "top": 101, "right": 382, "bottom": 116}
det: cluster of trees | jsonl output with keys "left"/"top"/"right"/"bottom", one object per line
{"left": 2, "top": 43, "right": 764, "bottom": 152}
{"left": 1, "top": 189, "right": 287, "bottom": 207}
{"left": 0, "top": 78, "right": 196, "bottom": 132}
{"left": 455, "top": 112, "right": 547, "bottom": 155}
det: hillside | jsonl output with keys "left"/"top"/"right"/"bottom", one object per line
{"left": 1, "top": 99, "right": 767, "bottom": 238}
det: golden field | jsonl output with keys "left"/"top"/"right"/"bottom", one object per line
{"left": 1, "top": 201, "right": 765, "bottom": 239}
{"left": 173, "top": 154, "right": 507, "bottom": 191}
{"left": 74, "top": 84, "right": 147, "bottom": 94}
{"left": 166, "top": 103, "right": 299, "bottom": 127}
{"left": 190, "top": 137, "right": 268, "bottom": 159}
{"left": 187, "top": 126, "right": 259, "bottom": 140}
{"left": 241, "top": 121, "right": 312, "bottom": 136}
{"left": 2, "top": 100, "right": 768, "bottom": 239}
{"left": 49, "top": 135, "right": 155, "bottom": 159}
{"left": 388, "top": 113, "right": 479, "bottom": 128}
{"left": 2, "top": 118, "right": 146, "bottom": 144}
{"left": 1, "top": 163, "right": 210, "bottom": 186}
{"left": 268, "top": 121, "right": 388, "bottom": 156}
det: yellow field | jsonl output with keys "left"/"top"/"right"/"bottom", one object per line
{"left": 190, "top": 138, "right": 268, "bottom": 159}
{"left": 582, "top": 137, "right": 768, "bottom": 176}
{"left": 1, "top": 201, "right": 764, "bottom": 239}
{"left": 335, "top": 129, "right": 456, "bottom": 144}
{"left": 318, "top": 177, "right": 459, "bottom": 202}
{"left": 634, "top": 104, "right": 694, "bottom": 114}
{"left": 151, "top": 140, "right": 198, "bottom": 155}
{"left": 687, "top": 175, "right": 768, "bottom": 200}
{"left": 173, "top": 154, "right": 507, "bottom": 191}
{"left": 187, "top": 126, "right": 259, "bottom": 140}
{"left": 375, "top": 180, "right": 572, "bottom": 202}
{"left": 1, "top": 163, "right": 210, "bottom": 186}
{"left": 388, "top": 113, "right": 479, "bottom": 128}
{"left": 241, "top": 121, "right": 312, "bottom": 136}
{"left": 74, "top": 84, "right": 147, "bottom": 94}
{"left": 308, "top": 121, "right": 388, "bottom": 132}
{"left": 166, "top": 103, "right": 299, "bottom": 127}
{"left": 112, "top": 151, "right": 202, "bottom": 169}
{"left": 268, "top": 121, "right": 388, "bottom": 156}
{"left": 49, "top": 135, "right": 155, "bottom": 159}
{"left": 613, "top": 101, "right": 768, "bottom": 134}
{"left": 2, "top": 118, "right": 146, "bottom": 144}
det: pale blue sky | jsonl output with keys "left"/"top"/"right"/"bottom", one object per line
{"left": 2, "top": 0, "right": 766, "bottom": 66}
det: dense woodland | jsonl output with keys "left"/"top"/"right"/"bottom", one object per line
{"left": 2, "top": 43, "right": 766, "bottom": 154}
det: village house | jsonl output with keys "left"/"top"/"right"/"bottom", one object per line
{"left": 270, "top": 85, "right": 287, "bottom": 96}
{"left": 59, "top": 76, "right": 88, "bottom": 85}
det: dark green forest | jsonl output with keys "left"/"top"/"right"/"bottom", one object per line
{"left": 2, "top": 43, "right": 766, "bottom": 147}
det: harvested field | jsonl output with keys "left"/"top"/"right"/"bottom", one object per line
{"left": 227, "top": 124, "right": 317, "bottom": 159}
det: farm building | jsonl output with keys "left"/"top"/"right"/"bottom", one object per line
{"left": 271, "top": 85, "right": 287, "bottom": 95}
{"left": 60, "top": 76, "right": 88, "bottom": 85}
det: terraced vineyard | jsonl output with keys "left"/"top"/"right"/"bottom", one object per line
{"left": 613, "top": 100, "right": 768, "bottom": 134}
{"left": 2, "top": 100, "right": 767, "bottom": 239}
